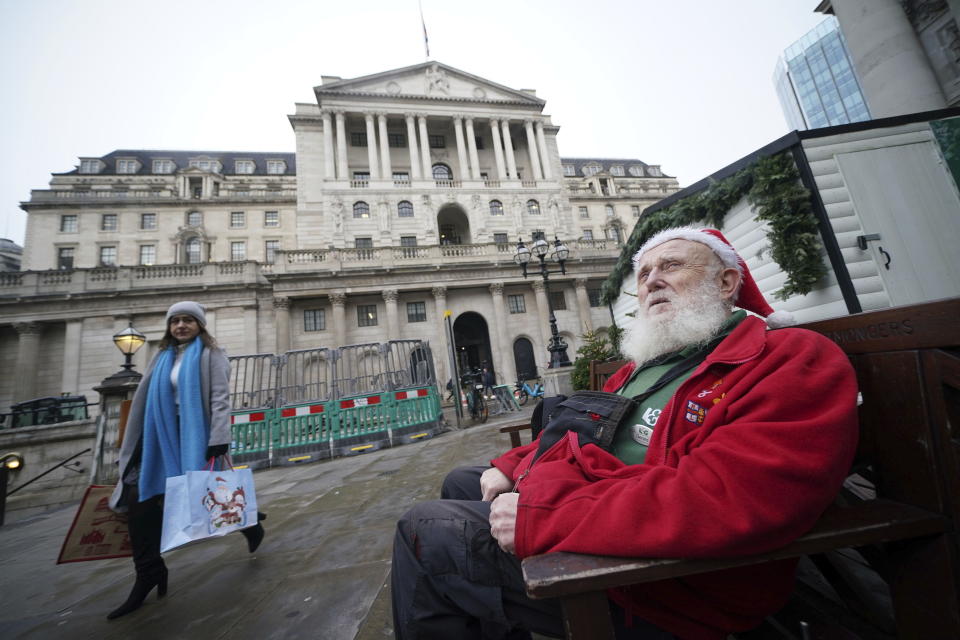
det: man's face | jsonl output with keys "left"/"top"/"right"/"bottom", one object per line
{"left": 635, "top": 239, "right": 724, "bottom": 319}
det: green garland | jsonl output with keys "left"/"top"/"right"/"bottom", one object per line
{"left": 600, "top": 151, "right": 827, "bottom": 304}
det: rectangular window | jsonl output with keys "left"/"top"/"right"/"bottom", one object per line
{"left": 610, "top": 165, "right": 625, "bottom": 176}
{"left": 588, "top": 288, "right": 603, "bottom": 307}
{"left": 493, "top": 232, "right": 509, "bottom": 245}
{"left": 562, "top": 164, "right": 576, "bottom": 176}
{"left": 388, "top": 133, "right": 406, "bottom": 148}
{"left": 351, "top": 132, "right": 367, "bottom": 147}
{"left": 116, "top": 159, "right": 138, "bottom": 174}
{"left": 605, "top": 205, "right": 615, "bottom": 217}
{"left": 353, "top": 171, "right": 370, "bottom": 183}
{"left": 57, "top": 247, "right": 75, "bottom": 270}
{"left": 631, "top": 205, "right": 641, "bottom": 218}
{"left": 152, "top": 159, "right": 174, "bottom": 174}
{"left": 475, "top": 136, "right": 484, "bottom": 150}
{"left": 549, "top": 290, "right": 567, "bottom": 311}
{"left": 400, "top": 236, "right": 417, "bottom": 247}
{"left": 508, "top": 294, "right": 526, "bottom": 314}
{"left": 428, "top": 134, "right": 445, "bottom": 148}
{"left": 101, "top": 214, "right": 118, "bottom": 231}
{"left": 139, "top": 245, "right": 156, "bottom": 266}
{"left": 407, "top": 301, "right": 427, "bottom": 323}
{"left": 141, "top": 213, "right": 157, "bottom": 230}
{"left": 304, "top": 309, "right": 326, "bottom": 332}
{"left": 230, "top": 241, "right": 246, "bottom": 261}
{"left": 531, "top": 230, "right": 546, "bottom": 242}
{"left": 579, "top": 206, "right": 589, "bottom": 218}
{"left": 235, "top": 160, "right": 255, "bottom": 174}
{"left": 80, "top": 159, "right": 101, "bottom": 174}
{"left": 357, "top": 304, "right": 378, "bottom": 327}
{"left": 230, "top": 211, "right": 245, "bottom": 228}
{"left": 354, "top": 237, "right": 373, "bottom": 248}
{"left": 582, "top": 229, "right": 594, "bottom": 241}
{"left": 99, "top": 246, "right": 117, "bottom": 266}
{"left": 264, "top": 210, "right": 279, "bottom": 227}
{"left": 393, "top": 172, "right": 410, "bottom": 183}
{"left": 264, "top": 240, "right": 280, "bottom": 264}
{"left": 266, "top": 160, "right": 286, "bottom": 174}
{"left": 60, "top": 214, "right": 78, "bottom": 233}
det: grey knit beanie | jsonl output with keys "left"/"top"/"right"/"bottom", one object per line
{"left": 165, "top": 301, "right": 207, "bottom": 327}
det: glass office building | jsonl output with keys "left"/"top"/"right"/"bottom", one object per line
{"left": 774, "top": 16, "right": 871, "bottom": 131}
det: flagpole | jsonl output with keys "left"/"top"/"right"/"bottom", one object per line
{"left": 419, "top": 0, "right": 430, "bottom": 59}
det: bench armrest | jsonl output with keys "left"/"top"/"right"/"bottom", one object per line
{"left": 499, "top": 421, "right": 532, "bottom": 449}
{"left": 522, "top": 499, "right": 945, "bottom": 599}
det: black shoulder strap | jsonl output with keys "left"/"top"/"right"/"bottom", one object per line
{"left": 627, "top": 333, "right": 726, "bottom": 405}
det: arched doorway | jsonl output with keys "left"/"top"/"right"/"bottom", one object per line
{"left": 437, "top": 204, "right": 471, "bottom": 245}
{"left": 453, "top": 312, "right": 493, "bottom": 379}
{"left": 513, "top": 337, "right": 537, "bottom": 382}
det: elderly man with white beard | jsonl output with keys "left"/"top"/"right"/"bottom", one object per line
{"left": 391, "top": 227, "right": 859, "bottom": 640}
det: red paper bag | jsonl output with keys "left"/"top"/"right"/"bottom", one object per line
{"left": 57, "top": 485, "right": 132, "bottom": 564}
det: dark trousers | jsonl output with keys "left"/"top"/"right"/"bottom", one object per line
{"left": 124, "top": 484, "right": 166, "bottom": 579}
{"left": 391, "top": 466, "right": 676, "bottom": 640}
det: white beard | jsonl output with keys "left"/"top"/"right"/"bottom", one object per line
{"left": 621, "top": 277, "right": 732, "bottom": 366}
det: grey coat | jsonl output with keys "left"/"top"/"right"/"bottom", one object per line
{"left": 109, "top": 344, "right": 232, "bottom": 512}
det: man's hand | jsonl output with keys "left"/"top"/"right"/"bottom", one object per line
{"left": 490, "top": 492, "right": 519, "bottom": 554}
{"left": 480, "top": 466, "right": 513, "bottom": 501}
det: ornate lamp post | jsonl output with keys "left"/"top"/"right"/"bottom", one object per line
{"left": 112, "top": 323, "right": 147, "bottom": 376}
{"left": 515, "top": 236, "right": 572, "bottom": 368}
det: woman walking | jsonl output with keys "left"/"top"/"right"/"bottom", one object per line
{"left": 107, "top": 301, "right": 265, "bottom": 620}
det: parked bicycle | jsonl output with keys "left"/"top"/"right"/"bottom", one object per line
{"left": 461, "top": 369, "right": 489, "bottom": 424}
{"left": 513, "top": 378, "right": 545, "bottom": 406}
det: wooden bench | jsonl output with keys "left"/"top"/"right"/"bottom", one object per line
{"left": 504, "top": 298, "right": 960, "bottom": 638}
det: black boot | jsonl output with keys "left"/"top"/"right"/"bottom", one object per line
{"left": 240, "top": 512, "right": 266, "bottom": 553}
{"left": 108, "top": 491, "right": 168, "bottom": 620}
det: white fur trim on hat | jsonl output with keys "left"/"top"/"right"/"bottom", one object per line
{"left": 632, "top": 226, "right": 742, "bottom": 273}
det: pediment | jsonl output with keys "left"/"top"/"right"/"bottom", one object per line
{"left": 316, "top": 62, "right": 544, "bottom": 106}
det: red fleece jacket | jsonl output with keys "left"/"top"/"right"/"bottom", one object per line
{"left": 491, "top": 316, "right": 858, "bottom": 639}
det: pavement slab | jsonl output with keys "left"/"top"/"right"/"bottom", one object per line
{"left": 0, "top": 408, "right": 533, "bottom": 639}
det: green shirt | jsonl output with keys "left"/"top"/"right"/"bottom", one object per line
{"left": 610, "top": 311, "right": 746, "bottom": 465}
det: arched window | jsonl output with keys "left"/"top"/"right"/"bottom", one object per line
{"left": 186, "top": 211, "right": 202, "bottom": 226}
{"left": 353, "top": 201, "right": 370, "bottom": 218}
{"left": 185, "top": 237, "right": 202, "bottom": 264}
{"left": 398, "top": 200, "right": 414, "bottom": 217}
{"left": 489, "top": 200, "right": 504, "bottom": 216}
{"left": 526, "top": 200, "right": 541, "bottom": 215}
{"left": 432, "top": 163, "right": 452, "bottom": 180}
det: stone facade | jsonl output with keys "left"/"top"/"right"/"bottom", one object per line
{"left": 2, "top": 62, "right": 678, "bottom": 415}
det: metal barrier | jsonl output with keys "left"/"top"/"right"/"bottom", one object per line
{"left": 227, "top": 340, "right": 442, "bottom": 469}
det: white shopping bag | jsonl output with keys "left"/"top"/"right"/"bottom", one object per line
{"left": 160, "top": 467, "right": 258, "bottom": 553}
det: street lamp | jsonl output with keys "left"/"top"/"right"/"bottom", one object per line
{"left": 113, "top": 322, "right": 146, "bottom": 373}
{"left": 515, "top": 236, "right": 572, "bottom": 368}
{"left": 0, "top": 452, "right": 24, "bottom": 527}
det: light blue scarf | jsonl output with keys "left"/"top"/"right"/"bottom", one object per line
{"left": 139, "top": 337, "right": 209, "bottom": 501}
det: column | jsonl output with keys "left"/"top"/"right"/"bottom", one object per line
{"left": 330, "top": 292, "right": 347, "bottom": 347}
{"left": 243, "top": 305, "right": 259, "bottom": 354}
{"left": 335, "top": 111, "right": 349, "bottom": 180}
{"left": 490, "top": 118, "right": 507, "bottom": 179}
{"left": 378, "top": 113, "right": 392, "bottom": 179}
{"left": 488, "top": 282, "right": 516, "bottom": 385}
{"left": 273, "top": 297, "right": 291, "bottom": 354}
{"left": 61, "top": 319, "right": 83, "bottom": 395}
{"left": 364, "top": 113, "right": 380, "bottom": 180}
{"left": 465, "top": 117, "right": 481, "bottom": 180}
{"left": 501, "top": 119, "right": 517, "bottom": 180}
{"left": 452, "top": 116, "right": 470, "bottom": 181}
{"left": 431, "top": 286, "right": 450, "bottom": 385}
{"left": 417, "top": 115, "right": 432, "bottom": 180}
{"left": 404, "top": 113, "right": 422, "bottom": 179}
{"left": 322, "top": 110, "right": 336, "bottom": 180}
{"left": 574, "top": 278, "right": 594, "bottom": 333}
{"left": 830, "top": 0, "right": 946, "bottom": 117}
{"left": 524, "top": 119, "right": 544, "bottom": 181}
{"left": 383, "top": 289, "right": 399, "bottom": 339}
{"left": 535, "top": 121, "right": 553, "bottom": 180}
{"left": 13, "top": 322, "right": 42, "bottom": 402}
{"left": 531, "top": 280, "right": 551, "bottom": 363}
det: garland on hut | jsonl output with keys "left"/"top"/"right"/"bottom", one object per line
{"left": 600, "top": 151, "right": 827, "bottom": 304}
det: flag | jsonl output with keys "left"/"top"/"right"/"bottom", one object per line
{"left": 419, "top": 0, "right": 430, "bottom": 58}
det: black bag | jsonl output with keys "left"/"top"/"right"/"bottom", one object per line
{"left": 528, "top": 335, "right": 727, "bottom": 464}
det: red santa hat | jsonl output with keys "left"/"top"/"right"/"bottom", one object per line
{"left": 631, "top": 226, "right": 796, "bottom": 328}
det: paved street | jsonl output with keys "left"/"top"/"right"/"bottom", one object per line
{"left": 0, "top": 406, "right": 533, "bottom": 640}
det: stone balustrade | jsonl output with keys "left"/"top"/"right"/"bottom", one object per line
{"left": 27, "top": 188, "right": 297, "bottom": 203}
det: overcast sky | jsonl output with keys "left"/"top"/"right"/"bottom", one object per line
{"left": 0, "top": 0, "right": 827, "bottom": 246}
